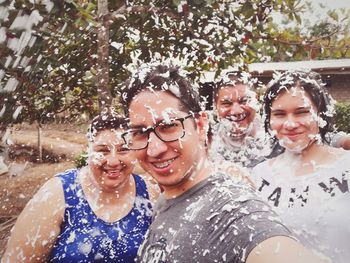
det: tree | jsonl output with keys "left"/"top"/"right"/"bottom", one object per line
{"left": 97, "top": 0, "right": 112, "bottom": 109}
{"left": 1, "top": 0, "right": 99, "bottom": 127}
{"left": 0, "top": 0, "right": 99, "bottom": 162}
{"left": 248, "top": 2, "right": 350, "bottom": 62}
{"left": 3, "top": 0, "right": 343, "bottom": 130}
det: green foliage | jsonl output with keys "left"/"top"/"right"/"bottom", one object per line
{"left": 1, "top": 0, "right": 349, "bottom": 130}
{"left": 334, "top": 102, "right": 350, "bottom": 133}
{"left": 107, "top": 0, "right": 305, "bottom": 87}
{"left": 250, "top": 3, "right": 350, "bottom": 62}
{"left": 0, "top": 0, "right": 99, "bottom": 128}
{"left": 74, "top": 151, "right": 88, "bottom": 168}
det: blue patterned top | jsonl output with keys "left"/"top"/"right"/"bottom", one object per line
{"left": 49, "top": 169, "right": 152, "bottom": 262}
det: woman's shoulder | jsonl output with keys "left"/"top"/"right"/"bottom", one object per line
{"left": 17, "top": 175, "right": 66, "bottom": 228}
{"left": 333, "top": 147, "right": 350, "bottom": 157}
{"left": 250, "top": 158, "right": 276, "bottom": 182}
{"left": 330, "top": 147, "right": 350, "bottom": 167}
{"left": 252, "top": 158, "right": 275, "bottom": 173}
{"left": 29, "top": 169, "right": 82, "bottom": 212}
{"left": 55, "top": 168, "right": 78, "bottom": 181}
{"left": 33, "top": 175, "right": 66, "bottom": 204}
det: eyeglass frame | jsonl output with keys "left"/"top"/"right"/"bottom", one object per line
{"left": 121, "top": 113, "right": 196, "bottom": 150}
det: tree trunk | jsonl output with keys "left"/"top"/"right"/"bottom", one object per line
{"left": 37, "top": 121, "right": 43, "bottom": 163}
{"left": 97, "top": 0, "right": 111, "bottom": 110}
{"left": 0, "top": 126, "right": 11, "bottom": 175}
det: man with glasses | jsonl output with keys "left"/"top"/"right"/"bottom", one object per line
{"left": 122, "top": 114, "right": 194, "bottom": 151}
{"left": 121, "top": 64, "right": 328, "bottom": 263}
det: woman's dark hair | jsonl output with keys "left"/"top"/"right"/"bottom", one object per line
{"left": 87, "top": 108, "right": 127, "bottom": 142}
{"left": 263, "top": 70, "right": 334, "bottom": 143}
{"left": 120, "top": 64, "right": 202, "bottom": 115}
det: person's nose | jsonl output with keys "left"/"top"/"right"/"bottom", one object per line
{"left": 229, "top": 102, "right": 244, "bottom": 115}
{"left": 283, "top": 115, "right": 299, "bottom": 130}
{"left": 146, "top": 131, "right": 168, "bottom": 158}
{"left": 105, "top": 151, "right": 122, "bottom": 167}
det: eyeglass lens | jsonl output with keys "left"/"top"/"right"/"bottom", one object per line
{"left": 123, "top": 117, "right": 188, "bottom": 150}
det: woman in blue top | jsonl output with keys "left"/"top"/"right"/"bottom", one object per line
{"left": 3, "top": 109, "right": 159, "bottom": 262}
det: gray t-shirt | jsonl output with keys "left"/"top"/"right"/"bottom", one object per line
{"left": 138, "top": 173, "right": 292, "bottom": 263}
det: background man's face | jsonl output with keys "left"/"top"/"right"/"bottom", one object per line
{"left": 128, "top": 90, "right": 204, "bottom": 188}
{"left": 215, "top": 84, "right": 256, "bottom": 139}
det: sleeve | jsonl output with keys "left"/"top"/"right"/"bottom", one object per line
{"left": 207, "top": 186, "right": 293, "bottom": 263}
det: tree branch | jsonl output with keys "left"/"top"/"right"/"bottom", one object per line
{"left": 251, "top": 26, "right": 344, "bottom": 48}
{"left": 109, "top": 4, "right": 180, "bottom": 22}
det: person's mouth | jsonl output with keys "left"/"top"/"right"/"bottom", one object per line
{"left": 105, "top": 169, "right": 122, "bottom": 178}
{"left": 227, "top": 112, "right": 249, "bottom": 123}
{"left": 151, "top": 157, "right": 177, "bottom": 173}
{"left": 283, "top": 132, "right": 302, "bottom": 141}
{"left": 223, "top": 112, "right": 251, "bottom": 137}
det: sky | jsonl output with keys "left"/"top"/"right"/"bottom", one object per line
{"left": 310, "top": 0, "right": 350, "bottom": 20}
{"left": 273, "top": 0, "right": 350, "bottom": 25}
{"left": 312, "top": 0, "right": 349, "bottom": 9}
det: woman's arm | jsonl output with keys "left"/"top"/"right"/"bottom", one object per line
{"left": 337, "top": 134, "right": 350, "bottom": 150}
{"left": 247, "top": 236, "right": 331, "bottom": 263}
{"left": 330, "top": 132, "right": 350, "bottom": 150}
{"left": 2, "top": 177, "right": 65, "bottom": 263}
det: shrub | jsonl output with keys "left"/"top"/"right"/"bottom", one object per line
{"left": 333, "top": 102, "right": 350, "bottom": 133}
{"left": 74, "top": 151, "right": 88, "bottom": 168}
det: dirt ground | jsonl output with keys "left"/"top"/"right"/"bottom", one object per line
{"left": 0, "top": 122, "right": 88, "bottom": 256}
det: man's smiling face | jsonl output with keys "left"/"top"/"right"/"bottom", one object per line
{"left": 216, "top": 84, "right": 256, "bottom": 139}
{"left": 128, "top": 90, "right": 206, "bottom": 190}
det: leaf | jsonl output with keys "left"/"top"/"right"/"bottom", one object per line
{"left": 172, "top": 0, "right": 182, "bottom": 6}
{"left": 327, "top": 10, "right": 339, "bottom": 22}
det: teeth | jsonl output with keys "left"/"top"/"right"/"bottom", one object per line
{"left": 153, "top": 158, "right": 175, "bottom": 168}
{"left": 227, "top": 112, "right": 247, "bottom": 122}
{"left": 106, "top": 170, "right": 120, "bottom": 173}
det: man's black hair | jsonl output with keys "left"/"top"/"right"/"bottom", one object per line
{"left": 121, "top": 64, "right": 202, "bottom": 115}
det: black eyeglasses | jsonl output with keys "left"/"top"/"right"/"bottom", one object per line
{"left": 122, "top": 114, "right": 194, "bottom": 150}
